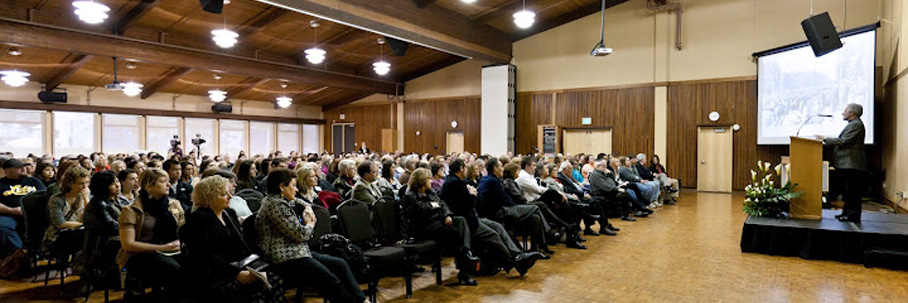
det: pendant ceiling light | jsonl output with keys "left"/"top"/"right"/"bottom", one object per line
{"left": 211, "top": 3, "right": 238, "bottom": 48}
{"left": 209, "top": 74, "right": 227, "bottom": 103}
{"left": 122, "top": 81, "right": 144, "bottom": 97}
{"left": 72, "top": 1, "right": 110, "bottom": 24}
{"left": 276, "top": 83, "right": 292, "bottom": 108}
{"left": 513, "top": 0, "right": 535, "bottom": 29}
{"left": 372, "top": 38, "right": 391, "bottom": 76}
{"left": 304, "top": 20, "right": 327, "bottom": 64}
{"left": 0, "top": 70, "right": 30, "bottom": 87}
{"left": 590, "top": 0, "right": 613, "bottom": 57}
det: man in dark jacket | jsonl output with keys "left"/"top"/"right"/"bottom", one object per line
{"left": 590, "top": 159, "right": 651, "bottom": 220}
{"left": 817, "top": 103, "right": 868, "bottom": 222}
{"left": 477, "top": 158, "right": 552, "bottom": 256}
{"left": 164, "top": 159, "right": 193, "bottom": 212}
{"left": 557, "top": 162, "right": 616, "bottom": 236}
{"left": 442, "top": 159, "right": 542, "bottom": 275}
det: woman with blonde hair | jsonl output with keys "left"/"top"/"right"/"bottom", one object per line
{"left": 117, "top": 168, "right": 186, "bottom": 296}
{"left": 182, "top": 176, "right": 284, "bottom": 303}
{"left": 295, "top": 165, "right": 320, "bottom": 205}
{"left": 43, "top": 166, "right": 90, "bottom": 253}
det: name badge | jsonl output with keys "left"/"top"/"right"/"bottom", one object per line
{"left": 430, "top": 202, "right": 441, "bottom": 209}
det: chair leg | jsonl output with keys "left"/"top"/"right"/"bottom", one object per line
{"left": 104, "top": 288, "right": 109, "bottom": 303}
{"left": 44, "top": 258, "right": 52, "bottom": 287}
{"left": 434, "top": 256, "right": 442, "bottom": 285}
{"left": 404, "top": 274, "right": 412, "bottom": 298}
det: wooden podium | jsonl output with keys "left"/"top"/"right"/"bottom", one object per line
{"left": 789, "top": 137, "right": 823, "bottom": 220}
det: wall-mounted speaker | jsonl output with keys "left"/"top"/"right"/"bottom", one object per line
{"left": 801, "top": 12, "right": 842, "bottom": 57}
{"left": 38, "top": 91, "right": 67, "bottom": 103}
{"left": 387, "top": 37, "right": 410, "bottom": 57}
{"left": 199, "top": 0, "right": 224, "bottom": 14}
{"left": 211, "top": 103, "right": 233, "bottom": 113}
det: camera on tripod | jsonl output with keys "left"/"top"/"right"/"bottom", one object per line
{"left": 170, "top": 135, "right": 181, "bottom": 149}
{"left": 191, "top": 134, "right": 206, "bottom": 148}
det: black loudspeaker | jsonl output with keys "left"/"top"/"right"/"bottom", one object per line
{"left": 801, "top": 12, "right": 842, "bottom": 57}
{"left": 199, "top": 0, "right": 224, "bottom": 14}
{"left": 211, "top": 103, "right": 233, "bottom": 113}
{"left": 38, "top": 91, "right": 67, "bottom": 103}
{"left": 386, "top": 37, "right": 409, "bottom": 57}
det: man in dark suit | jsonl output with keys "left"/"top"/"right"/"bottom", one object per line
{"left": 817, "top": 103, "right": 867, "bottom": 223}
{"left": 163, "top": 159, "right": 193, "bottom": 212}
{"left": 477, "top": 158, "right": 553, "bottom": 256}
{"left": 441, "top": 159, "right": 542, "bottom": 276}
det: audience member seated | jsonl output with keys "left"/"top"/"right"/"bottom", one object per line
{"left": 46, "top": 160, "right": 79, "bottom": 197}
{"left": 203, "top": 169, "right": 253, "bottom": 220}
{"left": 351, "top": 160, "right": 383, "bottom": 204}
{"left": 597, "top": 159, "right": 651, "bottom": 219}
{"left": 332, "top": 159, "right": 357, "bottom": 198}
{"left": 477, "top": 158, "right": 552, "bottom": 256}
{"left": 647, "top": 154, "right": 679, "bottom": 202}
{"left": 183, "top": 176, "right": 284, "bottom": 303}
{"left": 441, "top": 159, "right": 542, "bottom": 276}
{"left": 82, "top": 171, "right": 123, "bottom": 294}
{"left": 110, "top": 160, "right": 126, "bottom": 176}
{"left": 402, "top": 168, "right": 480, "bottom": 285}
{"left": 117, "top": 169, "right": 139, "bottom": 207}
{"left": 34, "top": 160, "right": 57, "bottom": 188}
{"left": 117, "top": 168, "right": 186, "bottom": 296}
{"left": 549, "top": 162, "right": 615, "bottom": 236}
{"left": 505, "top": 161, "right": 581, "bottom": 249}
{"left": 181, "top": 161, "right": 197, "bottom": 186}
{"left": 295, "top": 166, "right": 322, "bottom": 207}
{"left": 256, "top": 168, "right": 368, "bottom": 303}
{"left": 618, "top": 157, "right": 660, "bottom": 208}
{"left": 163, "top": 159, "right": 194, "bottom": 212}
{"left": 235, "top": 160, "right": 261, "bottom": 192}
{"left": 429, "top": 162, "right": 445, "bottom": 192}
{"left": 0, "top": 158, "right": 48, "bottom": 258}
{"left": 375, "top": 160, "right": 399, "bottom": 196}
{"left": 42, "top": 166, "right": 90, "bottom": 255}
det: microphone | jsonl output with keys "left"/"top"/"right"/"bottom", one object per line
{"left": 796, "top": 114, "right": 833, "bottom": 137}
{"left": 532, "top": 146, "right": 540, "bottom": 153}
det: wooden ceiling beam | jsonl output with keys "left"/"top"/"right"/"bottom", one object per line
{"left": 113, "top": 0, "right": 160, "bottom": 35}
{"left": 397, "top": 56, "right": 465, "bottom": 83}
{"left": 257, "top": 0, "right": 511, "bottom": 63}
{"left": 0, "top": 18, "right": 400, "bottom": 94}
{"left": 413, "top": 0, "right": 441, "bottom": 8}
{"left": 511, "top": 0, "right": 630, "bottom": 41}
{"left": 141, "top": 67, "right": 193, "bottom": 99}
{"left": 236, "top": 6, "right": 288, "bottom": 38}
{"left": 294, "top": 85, "right": 329, "bottom": 105}
{"left": 44, "top": 53, "right": 92, "bottom": 91}
{"left": 226, "top": 77, "right": 270, "bottom": 99}
{"left": 470, "top": 0, "right": 523, "bottom": 26}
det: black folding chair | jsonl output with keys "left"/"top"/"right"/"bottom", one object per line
{"left": 336, "top": 200, "right": 412, "bottom": 301}
{"left": 372, "top": 197, "right": 442, "bottom": 286}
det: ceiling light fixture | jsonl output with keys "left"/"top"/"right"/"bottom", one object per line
{"left": 0, "top": 70, "right": 30, "bottom": 87}
{"left": 7, "top": 48, "right": 22, "bottom": 56}
{"left": 72, "top": 1, "right": 110, "bottom": 24}
{"left": 513, "top": 0, "right": 535, "bottom": 29}
{"left": 209, "top": 74, "right": 226, "bottom": 102}
{"left": 276, "top": 83, "right": 292, "bottom": 108}
{"left": 590, "top": 0, "right": 613, "bottom": 57}
{"left": 461, "top": 0, "right": 478, "bottom": 3}
{"left": 305, "top": 20, "right": 327, "bottom": 64}
{"left": 122, "top": 81, "right": 143, "bottom": 97}
{"left": 211, "top": 3, "right": 238, "bottom": 48}
{"left": 372, "top": 38, "right": 391, "bottom": 76}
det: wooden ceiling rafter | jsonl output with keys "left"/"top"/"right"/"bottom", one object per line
{"left": 226, "top": 77, "right": 270, "bottom": 99}
{"left": 293, "top": 85, "right": 330, "bottom": 104}
{"left": 141, "top": 66, "right": 194, "bottom": 99}
{"left": 323, "top": 90, "right": 379, "bottom": 111}
{"left": 0, "top": 17, "right": 400, "bottom": 94}
{"left": 470, "top": 0, "right": 524, "bottom": 25}
{"left": 44, "top": 53, "right": 93, "bottom": 91}
{"left": 113, "top": 0, "right": 161, "bottom": 35}
{"left": 397, "top": 55, "right": 465, "bottom": 83}
{"left": 413, "top": 0, "right": 442, "bottom": 8}
{"left": 235, "top": 6, "right": 288, "bottom": 38}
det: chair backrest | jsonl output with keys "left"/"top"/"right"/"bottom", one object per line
{"left": 335, "top": 200, "right": 374, "bottom": 245}
{"left": 397, "top": 185, "right": 408, "bottom": 201}
{"left": 371, "top": 198, "right": 402, "bottom": 245}
{"left": 21, "top": 192, "right": 50, "bottom": 248}
{"left": 236, "top": 188, "right": 264, "bottom": 212}
{"left": 309, "top": 204, "right": 332, "bottom": 248}
{"left": 241, "top": 213, "right": 262, "bottom": 255}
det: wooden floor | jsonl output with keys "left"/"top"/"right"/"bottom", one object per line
{"left": 3, "top": 192, "right": 907, "bottom": 303}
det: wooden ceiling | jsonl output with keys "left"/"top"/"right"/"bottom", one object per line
{"left": 0, "top": 0, "right": 629, "bottom": 109}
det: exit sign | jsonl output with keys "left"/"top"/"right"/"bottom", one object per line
{"left": 582, "top": 117, "right": 592, "bottom": 125}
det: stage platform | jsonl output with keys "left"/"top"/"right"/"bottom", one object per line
{"left": 741, "top": 209, "right": 908, "bottom": 269}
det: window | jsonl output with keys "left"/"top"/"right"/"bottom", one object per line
{"left": 219, "top": 120, "right": 247, "bottom": 161}
{"left": 101, "top": 114, "right": 141, "bottom": 154}
{"left": 53, "top": 111, "right": 96, "bottom": 157}
{"left": 185, "top": 118, "right": 216, "bottom": 158}
{"left": 249, "top": 122, "right": 275, "bottom": 157}
{"left": 0, "top": 109, "right": 44, "bottom": 157}
{"left": 302, "top": 124, "right": 319, "bottom": 154}
{"left": 277, "top": 123, "right": 300, "bottom": 156}
{"left": 146, "top": 116, "right": 180, "bottom": 155}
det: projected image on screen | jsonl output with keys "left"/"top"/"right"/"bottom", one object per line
{"left": 757, "top": 30, "right": 875, "bottom": 145}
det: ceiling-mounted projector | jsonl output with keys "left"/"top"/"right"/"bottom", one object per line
{"left": 105, "top": 82, "right": 124, "bottom": 90}
{"left": 590, "top": 44, "right": 613, "bottom": 56}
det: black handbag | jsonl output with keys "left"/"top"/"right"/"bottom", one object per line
{"left": 226, "top": 214, "right": 269, "bottom": 271}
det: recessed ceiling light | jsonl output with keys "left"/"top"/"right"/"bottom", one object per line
{"left": 7, "top": 48, "right": 22, "bottom": 56}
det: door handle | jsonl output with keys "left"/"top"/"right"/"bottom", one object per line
{"left": 701, "top": 161, "right": 706, "bottom": 164}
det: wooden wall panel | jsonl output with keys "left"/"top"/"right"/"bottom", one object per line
{"left": 323, "top": 104, "right": 394, "bottom": 153}
{"left": 515, "top": 93, "right": 553, "bottom": 154}
{"left": 404, "top": 97, "right": 481, "bottom": 154}
{"left": 555, "top": 87, "right": 654, "bottom": 157}
{"left": 667, "top": 80, "right": 787, "bottom": 190}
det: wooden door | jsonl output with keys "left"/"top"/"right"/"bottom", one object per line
{"left": 562, "top": 130, "right": 588, "bottom": 155}
{"left": 331, "top": 124, "right": 344, "bottom": 154}
{"left": 343, "top": 125, "right": 356, "bottom": 154}
{"left": 697, "top": 127, "right": 733, "bottom": 192}
{"left": 588, "top": 129, "right": 612, "bottom": 155}
{"left": 446, "top": 131, "right": 465, "bottom": 154}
